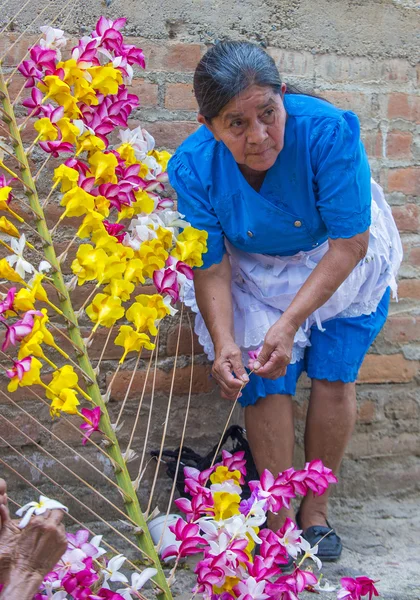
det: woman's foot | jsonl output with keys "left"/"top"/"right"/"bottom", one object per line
{"left": 0, "top": 479, "right": 21, "bottom": 584}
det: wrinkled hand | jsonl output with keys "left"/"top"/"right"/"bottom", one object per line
{"left": 213, "top": 341, "right": 249, "bottom": 401}
{"left": 13, "top": 510, "right": 67, "bottom": 578}
{"left": 0, "top": 479, "right": 21, "bottom": 584}
{"left": 250, "top": 319, "right": 296, "bottom": 379}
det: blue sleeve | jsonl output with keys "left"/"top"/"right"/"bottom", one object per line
{"left": 313, "top": 111, "right": 371, "bottom": 239}
{"left": 168, "top": 153, "right": 226, "bottom": 269}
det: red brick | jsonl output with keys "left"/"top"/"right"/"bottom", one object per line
{"left": 387, "top": 168, "right": 420, "bottom": 196}
{"left": 362, "top": 130, "right": 382, "bottom": 159}
{"left": 387, "top": 93, "right": 420, "bottom": 122}
{"left": 130, "top": 78, "right": 158, "bottom": 107}
{"left": 386, "top": 130, "right": 413, "bottom": 159}
{"left": 407, "top": 246, "right": 420, "bottom": 268}
{"left": 137, "top": 120, "right": 199, "bottom": 150}
{"left": 392, "top": 203, "right": 420, "bottom": 233}
{"left": 107, "top": 364, "right": 215, "bottom": 400}
{"left": 321, "top": 91, "right": 372, "bottom": 118}
{"left": 398, "top": 279, "right": 420, "bottom": 299}
{"left": 268, "top": 49, "right": 315, "bottom": 78}
{"left": 136, "top": 39, "right": 204, "bottom": 72}
{"left": 358, "top": 354, "right": 419, "bottom": 384}
{"left": 0, "top": 34, "right": 39, "bottom": 67}
{"left": 166, "top": 321, "right": 203, "bottom": 356}
{"left": 165, "top": 83, "right": 197, "bottom": 111}
{"left": 0, "top": 413, "right": 42, "bottom": 446}
{"left": 383, "top": 315, "right": 420, "bottom": 344}
{"left": 357, "top": 399, "right": 376, "bottom": 424}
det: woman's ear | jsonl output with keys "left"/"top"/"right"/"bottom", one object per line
{"left": 281, "top": 82, "right": 287, "bottom": 99}
{"left": 197, "top": 113, "right": 221, "bottom": 141}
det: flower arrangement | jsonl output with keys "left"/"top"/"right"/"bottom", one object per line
{"left": 0, "top": 15, "right": 207, "bottom": 600}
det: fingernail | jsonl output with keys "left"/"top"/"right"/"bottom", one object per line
{"left": 241, "top": 374, "right": 249, "bottom": 382}
{"left": 254, "top": 361, "right": 261, "bottom": 370}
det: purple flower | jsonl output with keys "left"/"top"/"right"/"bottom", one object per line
{"left": 80, "top": 407, "right": 102, "bottom": 445}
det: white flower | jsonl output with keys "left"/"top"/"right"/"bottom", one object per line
{"left": 38, "top": 260, "right": 52, "bottom": 273}
{"left": 245, "top": 499, "right": 268, "bottom": 528}
{"left": 156, "top": 209, "right": 189, "bottom": 236}
{"left": 56, "top": 548, "right": 86, "bottom": 578}
{"left": 101, "top": 554, "right": 128, "bottom": 588}
{"left": 210, "top": 481, "right": 242, "bottom": 495}
{"left": 313, "top": 578, "right": 336, "bottom": 592}
{"left": 90, "top": 534, "right": 107, "bottom": 558}
{"left": 119, "top": 126, "right": 155, "bottom": 161}
{"left": 16, "top": 495, "right": 68, "bottom": 529}
{"left": 6, "top": 234, "right": 34, "bottom": 279}
{"left": 235, "top": 576, "right": 269, "bottom": 600}
{"left": 277, "top": 521, "right": 303, "bottom": 559}
{"left": 39, "top": 26, "right": 67, "bottom": 61}
{"left": 298, "top": 537, "right": 322, "bottom": 569}
{"left": 142, "top": 154, "right": 162, "bottom": 180}
{"left": 224, "top": 514, "right": 261, "bottom": 544}
{"left": 116, "top": 567, "right": 157, "bottom": 599}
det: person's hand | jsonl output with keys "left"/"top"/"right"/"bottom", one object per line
{"left": 0, "top": 479, "right": 21, "bottom": 585}
{"left": 13, "top": 510, "right": 67, "bottom": 578}
{"left": 250, "top": 319, "right": 296, "bottom": 379}
{"left": 213, "top": 341, "right": 249, "bottom": 400}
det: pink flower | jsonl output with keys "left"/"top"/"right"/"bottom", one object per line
{"left": 175, "top": 490, "right": 214, "bottom": 522}
{"left": 30, "top": 45, "right": 57, "bottom": 73}
{"left": 183, "top": 465, "right": 215, "bottom": 495}
{"left": 71, "top": 39, "right": 100, "bottom": 67}
{"left": 89, "top": 589, "right": 125, "bottom": 600}
{"left": 266, "top": 569, "right": 318, "bottom": 600}
{"left": 65, "top": 158, "right": 90, "bottom": 176}
{"left": 6, "top": 357, "right": 32, "bottom": 381}
{"left": 258, "top": 529, "right": 289, "bottom": 566}
{"left": 62, "top": 557, "right": 98, "bottom": 597}
{"left": 301, "top": 459, "right": 338, "bottom": 496}
{"left": 338, "top": 577, "right": 379, "bottom": 600}
{"left": 92, "top": 16, "right": 126, "bottom": 51}
{"left": 161, "top": 518, "right": 206, "bottom": 560}
{"left": 248, "top": 469, "right": 295, "bottom": 513}
{"left": 276, "top": 518, "right": 302, "bottom": 559}
{"left": 153, "top": 268, "right": 180, "bottom": 302}
{"left": 219, "top": 450, "right": 247, "bottom": 480}
{"left": 22, "top": 87, "right": 44, "bottom": 115}
{"left": 18, "top": 60, "right": 43, "bottom": 87}
{"left": 80, "top": 407, "right": 102, "bottom": 445}
{"left": 39, "top": 140, "right": 74, "bottom": 157}
{"left": 103, "top": 221, "right": 125, "bottom": 243}
{"left": 0, "top": 174, "right": 15, "bottom": 204}
{"left": 246, "top": 554, "right": 281, "bottom": 582}
{"left": 0, "top": 287, "right": 16, "bottom": 315}
{"left": 194, "top": 555, "right": 226, "bottom": 597}
{"left": 2, "top": 310, "right": 41, "bottom": 351}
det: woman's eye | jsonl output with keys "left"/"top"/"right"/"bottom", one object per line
{"left": 262, "top": 109, "right": 275, "bottom": 120}
{"left": 231, "top": 120, "right": 243, "bottom": 128}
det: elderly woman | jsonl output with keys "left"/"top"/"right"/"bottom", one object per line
{"left": 168, "top": 42, "right": 402, "bottom": 561}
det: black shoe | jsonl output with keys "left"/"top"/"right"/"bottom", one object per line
{"left": 296, "top": 511, "right": 342, "bottom": 562}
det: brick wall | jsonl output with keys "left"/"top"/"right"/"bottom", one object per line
{"left": 0, "top": 32, "right": 419, "bottom": 519}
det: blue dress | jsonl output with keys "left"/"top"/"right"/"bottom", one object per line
{"left": 168, "top": 94, "right": 396, "bottom": 405}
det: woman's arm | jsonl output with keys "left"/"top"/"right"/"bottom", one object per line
{"left": 253, "top": 231, "right": 369, "bottom": 377}
{"left": 194, "top": 254, "right": 249, "bottom": 399}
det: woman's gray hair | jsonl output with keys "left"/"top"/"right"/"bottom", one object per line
{"left": 193, "top": 41, "right": 284, "bottom": 120}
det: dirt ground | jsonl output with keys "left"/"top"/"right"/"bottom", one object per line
{"left": 169, "top": 494, "right": 420, "bottom": 600}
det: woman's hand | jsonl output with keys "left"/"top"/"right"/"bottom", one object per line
{"left": 213, "top": 341, "right": 249, "bottom": 401}
{"left": 251, "top": 319, "right": 297, "bottom": 379}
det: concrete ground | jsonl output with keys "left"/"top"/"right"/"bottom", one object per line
{"left": 169, "top": 494, "right": 420, "bottom": 600}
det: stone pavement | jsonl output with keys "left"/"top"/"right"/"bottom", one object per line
{"left": 169, "top": 494, "right": 420, "bottom": 600}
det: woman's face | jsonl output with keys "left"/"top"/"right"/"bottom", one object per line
{"left": 198, "top": 83, "right": 287, "bottom": 172}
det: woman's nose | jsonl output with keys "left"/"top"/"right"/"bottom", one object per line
{"left": 247, "top": 121, "right": 268, "bottom": 145}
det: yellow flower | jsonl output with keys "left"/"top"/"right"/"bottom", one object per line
{"left": 88, "top": 150, "right": 118, "bottom": 184}
{"left": 171, "top": 226, "right": 208, "bottom": 268}
{"left": 0, "top": 258, "right": 24, "bottom": 283}
{"left": 89, "top": 64, "right": 123, "bottom": 96}
{"left": 75, "top": 133, "right": 105, "bottom": 156}
{"left": 97, "top": 256, "right": 126, "bottom": 285}
{"left": 38, "top": 75, "right": 71, "bottom": 101}
{"left": 214, "top": 578, "right": 240, "bottom": 595}
{"left": 17, "top": 330, "right": 45, "bottom": 360}
{"left": 156, "top": 226, "right": 173, "bottom": 250}
{"left": 210, "top": 466, "right": 242, "bottom": 486}
{"left": 131, "top": 190, "right": 156, "bottom": 215}
{"left": 56, "top": 59, "right": 86, "bottom": 86}
{"left": 56, "top": 117, "right": 80, "bottom": 144}
{"left": 103, "top": 278, "right": 134, "bottom": 301}
{"left": 50, "top": 388, "right": 80, "bottom": 418}
{"left": 134, "top": 293, "right": 170, "bottom": 320}
{"left": 77, "top": 212, "right": 105, "bottom": 239}
{"left": 46, "top": 365, "right": 78, "bottom": 400}
{"left": 30, "top": 274, "right": 49, "bottom": 303}
{"left": 7, "top": 356, "right": 42, "bottom": 393}
{"left": 93, "top": 195, "right": 110, "bottom": 217}
{"left": 53, "top": 165, "right": 79, "bottom": 193}
{"left": 86, "top": 293, "right": 125, "bottom": 331}
{"left": 13, "top": 288, "right": 36, "bottom": 312}
{"left": 212, "top": 492, "right": 241, "bottom": 520}
{"left": 126, "top": 302, "right": 158, "bottom": 336}
{"left": 0, "top": 216, "right": 19, "bottom": 238}
{"left": 61, "top": 186, "right": 95, "bottom": 218}
{"left": 138, "top": 239, "right": 168, "bottom": 278}
{"left": 34, "top": 117, "right": 58, "bottom": 141}
{"left": 114, "top": 325, "right": 155, "bottom": 364}
{"left": 71, "top": 244, "right": 108, "bottom": 285}
{"left": 116, "top": 143, "right": 137, "bottom": 166}
{"left": 91, "top": 229, "right": 119, "bottom": 255}
{"left": 74, "top": 78, "right": 98, "bottom": 106}
{"left": 0, "top": 186, "right": 13, "bottom": 208}
{"left": 123, "top": 258, "right": 145, "bottom": 285}
{"left": 149, "top": 149, "right": 171, "bottom": 171}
